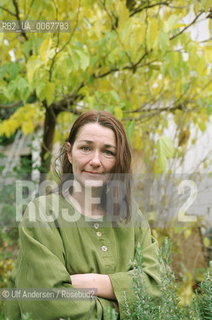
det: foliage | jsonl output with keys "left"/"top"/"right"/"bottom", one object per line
{"left": 121, "top": 238, "right": 212, "bottom": 320}
{"left": 0, "top": 151, "right": 32, "bottom": 292}
{"left": 0, "top": 0, "right": 211, "bottom": 173}
{"left": 193, "top": 262, "right": 212, "bottom": 320}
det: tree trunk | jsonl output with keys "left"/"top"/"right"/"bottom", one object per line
{"left": 40, "top": 106, "right": 60, "bottom": 179}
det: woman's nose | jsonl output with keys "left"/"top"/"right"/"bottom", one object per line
{"left": 90, "top": 151, "right": 101, "bottom": 166}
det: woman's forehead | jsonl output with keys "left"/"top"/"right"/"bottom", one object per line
{"left": 76, "top": 123, "right": 116, "bottom": 145}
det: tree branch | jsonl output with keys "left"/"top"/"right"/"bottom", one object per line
{"left": 51, "top": 81, "right": 84, "bottom": 113}
{"left": 93, "top": 57, "right": 156, "bottom": 79}
{"left": 129, "top": 2, "right": 170, "bottom": 17}
{"left": 170, "top": 12, "right": 203, "bottom": 40}
{"left": 100, "top": 0, "right": 135, "bottom": 71}
{"left": 93, "top": 68, "right": 120, "bottom": 79}
{"left": 0, "top": 81, "right": 84, "bottom": 113}
{"left": 0, "top": 5, "right": 16, "bottom": 17}
{"left": 12, "top": 0, "right": 28, "bottom": 40}
{"left": 199, "top": 37, "right": 212, "bottom": 43}
{"left": 52, "top": 94, "right": 83, "bottom": 113}
{"left": 49, "top": 0, "right": 81, "bottom": 81}
{"left": 0, "top": 101, "right": 22, "bottom": 109}
{"left": 124, "top": 101, "right": 194, "bottom": 122}
{"left": 134, "top": 50, "right": 152, "bottom": 69}
{"left": 99, "top": 0, "right": 118, "bottom": 29}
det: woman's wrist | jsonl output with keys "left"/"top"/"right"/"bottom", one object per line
{"left": 70, "top": 273, "right": 116, "bottom": 300}
{"left": 96, "top": 274, "right": 116, "bottom": 300}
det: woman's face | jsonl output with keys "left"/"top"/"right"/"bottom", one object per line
{"left": 67, "top": 123, "right": 117, "bottom": 188}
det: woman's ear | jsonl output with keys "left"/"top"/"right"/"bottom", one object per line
{"left": 65, "top": 142, "right": 72, "bottom": 164}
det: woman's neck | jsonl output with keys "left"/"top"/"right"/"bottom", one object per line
{"left": 70, "top": 185, "right": 104, "bottom": 218}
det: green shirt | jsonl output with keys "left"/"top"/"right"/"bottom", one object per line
{"left": 4, "top": 193, "right": 161, "bottom": 320}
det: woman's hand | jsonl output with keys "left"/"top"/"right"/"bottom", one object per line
{"left": 70, "top": 273, "right": 116, "bottom": 300}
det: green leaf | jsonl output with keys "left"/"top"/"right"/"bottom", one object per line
{"left": 157, "top": 32, "right": 170, "bottom": 51}
{"left": 157, "top": 136, "right": 175, "bottom": 159}
{"left": 110, "top": 91, "right": 120, "bottom": 102}
{"left": 202, "top": 0, "right": 212, "bottom": 11}
{"left": 164, "top": 15, "right": 179, "bottom": 32}
{"left": 17, "top": 77, "right": 30, "bottom": 103}
{"left": 52, "top": 53, "right": 72, "bottom": 81}
{"left": 0, "top": 62, "right": 20, "bottom": 81}
{"left": 206, "top": 105, "right": 212, "bottom": 115}
{"left": 76, "top": 49, "right": 90, "bottom": 71}
{"left": 8, "top": 62, "right": 20, "bottom": 80}
{"left": 7, "top": 80, "right": 18, "bottom": 99}
{"left": 126, "top": 121, "right": 135, "bottom": 144}
{"left": 36, "top": 81, "right": 47, "bottom": 101}
{"left": 157, "top": 154, "right": 167, "bottom": 173}
{"left": 68, "top": 48, "right": 81, "bottom": 70}
{"left": 27, "top": 56, "right": 43, "bottom": 83}
{"left": 155, "top": 136, "right": 176, "bottom": 173}
{"left": 39, "top": 38, "right": 53, "bottom": 64}
{"left": 0, "top": 0, "right": 10, "bottom": 5}
{"left": 46, "top": 82, "right": 55, "bottom": 106}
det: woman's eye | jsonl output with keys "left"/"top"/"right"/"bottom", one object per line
{"left": 80, "top": 146, "right": 90, "bottom": 152}
{"left": 104, "top": 150, "right": 115, "bottom": 156}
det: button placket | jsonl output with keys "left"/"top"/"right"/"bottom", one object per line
{"left": 92, "top": 223, "right": 109, "bottom": 254}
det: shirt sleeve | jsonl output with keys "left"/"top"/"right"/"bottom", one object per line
{"left": 108, "top": 218, "right": 161, "bottom": 319}
{"left": 4, "top": 198, "right": 103, "bottom": 320}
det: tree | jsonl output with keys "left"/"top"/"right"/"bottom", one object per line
{"left": 0, "top": 0, "right": 211, "bottom": 175}
{"left": 0, "top": 0, "right": 211, "bottom": 302}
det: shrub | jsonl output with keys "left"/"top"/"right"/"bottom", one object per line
{"left": 121, "top": 238, "right": 212, "bottom": 320}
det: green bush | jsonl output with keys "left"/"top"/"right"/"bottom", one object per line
{"left": 121, "top": 238, "right": 212, "bottom": 320}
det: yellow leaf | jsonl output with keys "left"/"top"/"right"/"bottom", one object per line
{"left": 203, "top": 237, "right": 211, "bottom": 248}
{"left": 158, "top": 136, "right": 175, "bottom": 159}
{"left": 202, "top": 0, "right": 212, "bottom": 11}
{"left": 128, "top": 21, "right": 146, "bottom": 53}
{"left": 116, "top": 0, "right": 129, "bottom": 29}
{"left": 203, "top": 45, "right": 212, "bottom": 63}
{"left": 164, "top": 14, "right": 179, "bottom": 32}
{"left": 39, "top": 38, "right": 53, "bottom": 64}
{"left": 0, "top": 32, "right": 4, "bottom": 47}
{"left": 157, "top": 154, "right": 167, "bottom": 173}
{"left": 22, "top": 122, "right": 34, "bottom": 135}
{"left": 46, "top": 82, "right": 55, "bottom": 106}
{"left": 0, "top": 120, "right": 19, "bottom": 137}
{"left": 134, "top": 22, "right": 145, "bottom": 45}
{"left": 132, "top": 128, "right": 142, "bottom": 150}
{"left": 147, "top": 18, "right": 159, "bottom": 49}
{"left": 175, "top": 23, "right": 187, "bottom": 28}
{"left": 27, "top": 56, "right": 43, "bottom": 83}
{"left": 179, "top": 280, "right": 193, "bottom": 306}
{"left": 54, "top": 112, "right": 74, "bottom": 143}
{"left": 114, "top": 107, "right": 123, "bottom": 120}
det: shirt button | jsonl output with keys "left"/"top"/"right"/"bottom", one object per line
{"left": 93, "top": 223, "right": 99, "bottom": 229}
{"left": 96, "top": 231, "right": 102, "bottom": 237}
{"left": 101, "top": 245, "right": 108, "bottom": 252}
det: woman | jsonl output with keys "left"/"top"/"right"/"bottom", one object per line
{"left": 5, "top": 110, "right": 161, "bottom": 320}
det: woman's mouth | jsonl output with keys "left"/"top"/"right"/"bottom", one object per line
{"left": 83, "top": 170, "right": 103, "bottom": 175}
